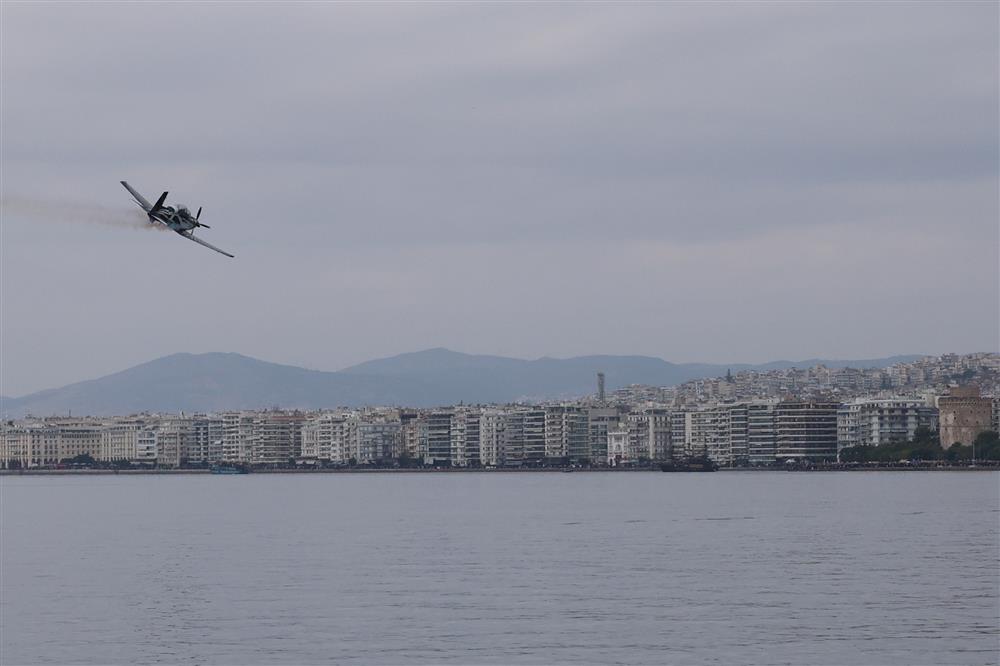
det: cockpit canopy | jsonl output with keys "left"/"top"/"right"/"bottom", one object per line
{"left": 177, "top": 205, "right": 190, "bottom": 215}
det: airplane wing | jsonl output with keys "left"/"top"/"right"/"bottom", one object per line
{"left": 120, "top": 181, "right": 152, "bottom": 212}
{"left": 177, "top": 230, "right": 235, "bottom": 258}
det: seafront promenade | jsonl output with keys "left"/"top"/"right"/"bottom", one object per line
{"left": 3, "top": 463, "right": 997, "bottom": 476}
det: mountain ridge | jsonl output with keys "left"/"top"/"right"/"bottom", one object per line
{"left": 1, "top": 348, "right": 927, "bottom": 417}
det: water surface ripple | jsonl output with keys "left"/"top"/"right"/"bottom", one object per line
{"left": 2, "top": 471, "right": 997, "bottom": 665}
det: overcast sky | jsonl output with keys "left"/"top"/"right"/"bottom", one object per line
{"left": 1, "top": 2, "right": 997, "bottom": 396}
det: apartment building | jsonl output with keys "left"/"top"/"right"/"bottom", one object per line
{"left": 544, "top": 405, "right": 588, "bottom": 462}
{"left": 775, "top": 401, "right": 839, "bottom": 461}
{"left": 0, "top": 424, "right": 61, "bottom": 468}
{"left": 398, "top": 410, "right": 427, "bottom": 461}
{"left": 426, "top": 410, "right": 455, "bottom": 466}
{"left": 522, "top": 407, "right": 547, "bottom": 463}
{"left": 55, "top": 422, "right": 103, "bottom": 461}
{"left": 222, "top": 412, "right": 256, "bottom": 463}
{"left": 625, "top": 408, "right": 672, "bottom": 461}
{"left": 588, "top": 407, "right": 622, "bottom": 465}
{"left": 477, "top": 409, "right": 506, "bottom": 467}
{"left": 746, "top": 401, "right": 779, "bottom": 465}
{"left": 251, "top": 412, "right": 305, "bottom": 466}
{"left": 187, "top": 416, "right": 224, "bottom": 464}
{"left": 357, "top": 421, "right": 401, "bottom": 463}
{"left": 301, "top": 412, "right": 357, "bottom": 464}
{"left": 837, "top": 399, "right": 938, "bottom": 451}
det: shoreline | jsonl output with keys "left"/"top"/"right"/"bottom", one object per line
{"left": 1, "top": 465, "right": 996, "bottom": 476}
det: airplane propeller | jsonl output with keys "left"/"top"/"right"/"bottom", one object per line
{"left": 195, "top": 206, "right": 210, "bottom": 228}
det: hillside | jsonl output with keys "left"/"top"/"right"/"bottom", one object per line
{"left": 1, "top": 349, "right": 925, "bottom": 417}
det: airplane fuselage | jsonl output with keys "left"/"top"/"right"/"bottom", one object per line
{"left": 148, "top": 207, "right": 198, "bottom": 233}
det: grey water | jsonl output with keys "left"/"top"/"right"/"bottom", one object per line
{"left": 1, "top": 471, "right": 997, "bottom": 666}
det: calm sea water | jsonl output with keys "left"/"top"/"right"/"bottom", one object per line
{"left": 1, "top": 471, "right": 997, "bottom": 665}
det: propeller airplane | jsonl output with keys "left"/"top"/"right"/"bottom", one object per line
{"left": 120, "top": 181, "right": 234, "bottom": 258}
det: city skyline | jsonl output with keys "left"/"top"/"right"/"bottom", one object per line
{"left": 4, "top": 374, "right": 995, "bottom": 470}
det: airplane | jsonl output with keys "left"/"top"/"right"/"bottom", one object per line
{"left": 120, "top": 181, "right": 234, "bottom": 258}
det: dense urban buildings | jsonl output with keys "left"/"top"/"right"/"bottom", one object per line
{"left": 2, "top": 353, "right": 997, "bottom": 469}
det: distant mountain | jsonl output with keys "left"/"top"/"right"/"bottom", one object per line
{"left": 341, "top": 348, "right": 730, "bottom": 401}
{"left": 1, "top": 349, "right": 925, "bottom": 418}
{"left": 0, "top": 353, "right": 423, "bottom": 418}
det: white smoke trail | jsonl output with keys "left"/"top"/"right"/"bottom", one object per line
{"left": 1, "top": 196, "right": 167, "bottom": 231}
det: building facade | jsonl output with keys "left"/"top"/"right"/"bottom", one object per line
{"left": 937, "top": 386, "right": 993, "bottom": 448}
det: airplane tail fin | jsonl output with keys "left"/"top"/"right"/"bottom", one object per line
{"left": 151, "top": 191, "right": 168, "bottom": 214}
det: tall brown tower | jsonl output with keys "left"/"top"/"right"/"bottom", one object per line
{"left": 938, "top": 386, "right": 993, "bottom": 448}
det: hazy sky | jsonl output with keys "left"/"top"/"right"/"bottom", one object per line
{"left": 2, "top": 2, "right": 997, "bottom": 396}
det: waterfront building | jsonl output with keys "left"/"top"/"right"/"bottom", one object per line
{"left": 250, "top": 412, "right": 305, "bottom": 466}
{"left": 746, "top": 401, "right": 779, "bottom": 465}
{"left": 449, "top": 408, "right": 470, "bottom": 467}
{"left": 1, "top": 420, "right": 106, "bottom": 466}
{"left": 625, "top": 408, "right": 672, "bottom": 462}
{"left": 501, "top": 409, "right": 526, "bottom": 466}
{"left": 426, "top": 410, "right": 455, "bottom": 466}
{"left": 462, "top": 409, "right": 482, "bottom": 467}
{"left": 222, "top": 412, "right": 256, "bottom": 463}
{"left": 544, "top": 405, "right": 588, "bottom": 462}
{"left": 703, "top": 407, "right": 732, "bottom": 466}
{"left": 725, "top": 404, "right": 749, "bottom": 466}
{"left": 669, "top": 411, "right": 688, "bottom": 459}
{"left": 187, "top": 416, "right": 224, "bottom": 464}
{"left": 937, "top": 386, "right": 993, "bottom": 448}
{"left": 588, "top": 407, "right": 623, "bottom": 465}
{"left": 99, "top": 418, "right": 145, "bottom": 462}
{"left": 135, "top": 426, "right": 158, "bottom": 464}
{"left": 775, "top": 401, "right": 839, "bottom": 462}
{"left": 356, "top": 421, "right": 401, "bottom": 464}
{"left": 837, "top": 399, "right": 938, "bottom": 451}
{"left": 301, "top": 412, "right": 356, "bottom": 464}
{"left": 522, "top": 407, "right": 547, "bottom": 464}
{"left": 0, "top": 426, "right": 29, "bottom": 468}
{"left": 399, "top": 410, "right": 427, "bottom": 461}
{"left": 607, "top": 423, "right": 629, "bottom": 466}
{"left": 477, "top": 409, "right": 506, "bottom": 467}
{"left": 0, "top": 424, "right": 61, "bottom": 468}
{"left": 685, "top": 409, "right": 718, "bottom": 461}
{"left": 125, "top": 420, "right": 190, "bottom": 468}
{"left": 937, "top": 386, "right": 993, "bottom": 449}
{"left": 154, "top": 421, "right": 190, "bottom": 468}
{"left": 54, "top": 422, "right": 103, "bottom": 461}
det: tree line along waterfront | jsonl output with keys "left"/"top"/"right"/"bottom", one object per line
{"left": 838, "top": 428, "right": 999, "bottom": 464}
